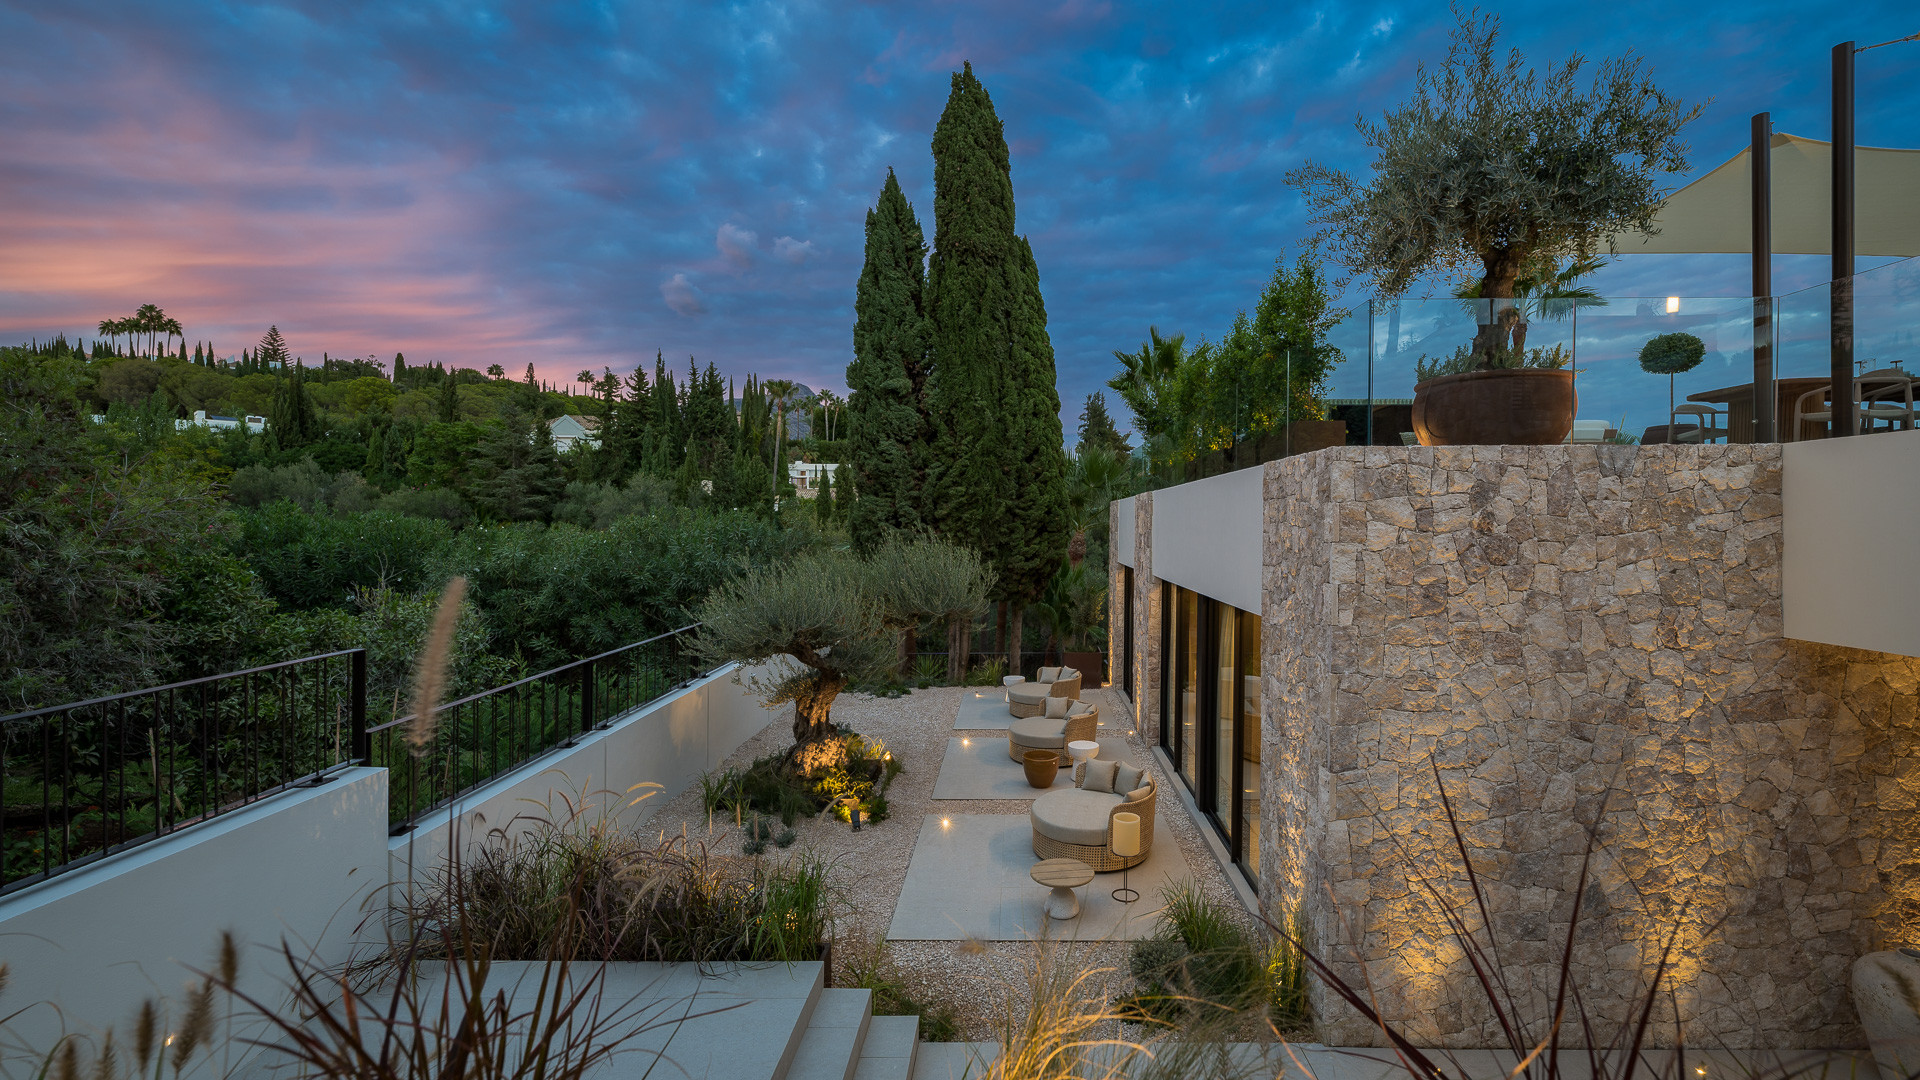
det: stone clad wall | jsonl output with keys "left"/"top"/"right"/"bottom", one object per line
{"left": 1256, "top": 445, "right": 1919, "bottom": 1049}
{"left": 1132, "top": 493, "right": 1161, "bottom": 743}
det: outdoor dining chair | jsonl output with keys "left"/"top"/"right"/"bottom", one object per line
{"left": 1669, "top": 402, "right": 1727, "bottom": 444}
{"left": 1858, "top": 368, "right": 1916, "bottom": 433}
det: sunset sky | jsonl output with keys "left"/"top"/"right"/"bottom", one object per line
{"left": 3, "top": 1, "right": 1918, "bottom": 425}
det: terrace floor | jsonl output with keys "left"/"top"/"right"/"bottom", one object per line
{"left": 638, "top": 683, "right": 1265, "bottom": 1043}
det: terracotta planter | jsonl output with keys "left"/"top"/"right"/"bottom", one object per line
{"left": 1411, "top": 368, "right": 1576, "bottom": 446}
{"left": 1062, "top": 651, "right": 1103, "bottom": 688}
{"left": 1022, "top": 749, "right": 1060, "bottom": 789}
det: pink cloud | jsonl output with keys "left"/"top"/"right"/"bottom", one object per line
{"left": 661, "top": 273, "right": 706, "bottom": 316}
{"left": 715, "top": 223, "right": 758, "bottom": 269}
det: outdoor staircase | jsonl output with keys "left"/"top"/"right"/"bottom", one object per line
{"left": 590, "top": 959, "right": 983, "bottom": 1080}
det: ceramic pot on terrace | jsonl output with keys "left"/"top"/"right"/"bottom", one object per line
{"left": 1022, "top": 749, "right": 1060, "bottom": 789}
{"left": 1411, "top": 368, "right": 1576, "bottom": 446}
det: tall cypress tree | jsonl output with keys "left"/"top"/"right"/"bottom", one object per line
{"left": 438, "top": 374, "right": 459, "bottom": 422}
{"left": 923, "top": 62, "right": 1068, "bottom": 667}
{"left": 847, "top": 168, "right": 932, "bottom": 555}
{"left": 268, "top": 362, "right": 319, "bottom": 449}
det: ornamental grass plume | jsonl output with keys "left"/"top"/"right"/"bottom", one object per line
{"left": 406, "top": 576, "right": 467, "bottom": 756}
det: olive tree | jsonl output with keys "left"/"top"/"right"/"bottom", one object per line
{"left": 1287, "top": 9, "right": 1700, "bottom": 366}
{"left": 692, "top": 550, "right": 892, "bottom": 763}
{"left": 866, "top": 536, "right": 995, "bottom": 684}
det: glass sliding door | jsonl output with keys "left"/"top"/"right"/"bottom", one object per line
{"left": 1159, "top": 583, "right": 1175, "bottom": 754}
{"left": 1211, "top": 604, "right": 1236, "bottom": 828}
{"left": 1237, "top": 610, "right": 1261, "bottom": 881}
{"left": 1178, "top": 590, "right": 1200, "bottom": 793}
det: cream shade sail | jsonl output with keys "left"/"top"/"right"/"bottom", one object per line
{"left": 1629, "top": 132, "right": 1920, "bottom": 256}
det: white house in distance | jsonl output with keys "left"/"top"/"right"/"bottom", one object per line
{"left": 548, "top": 414, "right": 600, "bottom": 452}
{"left": 788, "top": 461, "right": 839, "bottom": 497}
{"left": 177, "top": 410, "right": 266, "bottom": 435}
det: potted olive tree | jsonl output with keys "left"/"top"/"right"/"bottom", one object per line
{"left": 1287, "top": 10, "right": 1700, "bottom": 445}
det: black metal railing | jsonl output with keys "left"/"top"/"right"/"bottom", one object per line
{"left": 372, "top": 624, "right": 708, "bottom": 831}
{"left": 0, "top": 650, "right": 367, "bottom": 896}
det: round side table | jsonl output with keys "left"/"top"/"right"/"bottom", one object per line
{"left": 1003, "top": 674, "right": 1025, "bottom": 702}
{"left": 1031, "top": 858, "right": 1094, "bottom": 920}
{"left": 1066, "top": 740, "right": 1100, "bottom": 767}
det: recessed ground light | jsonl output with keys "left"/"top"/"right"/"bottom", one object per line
{"left": 941, "top": 817, "right": 950, "bottom": 828}
{"left": 962, "top": 738, "right": 970, "bottom": 746}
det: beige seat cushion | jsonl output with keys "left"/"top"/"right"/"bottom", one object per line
{"left": 1007, "top": 684, "right": 1051, "bottom": 707}
{"left": 1009, "top": 716, "right": 1068, "bottom": 748}
{"left": 1030, "top": 789, "right": 1123, "bottom": 846}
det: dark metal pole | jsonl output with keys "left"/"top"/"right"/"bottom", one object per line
{"left": 1364, "top": 299, "right": 1376, "bottom": 446}
{"left": 1751, "top": 113, "right": 1775, "bottom": 442}
{"left": 350, "top": 648, "right": 369, "bottom": 764}
{"left": 1830, "top": 41, "right": 1856, "bottom": 437}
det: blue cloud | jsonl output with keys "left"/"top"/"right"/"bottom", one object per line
{"left": 0, "top": 0, "right": 1916, "bottom": 433}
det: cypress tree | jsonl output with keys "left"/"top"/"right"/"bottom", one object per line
{"left": 847, "top": 168, "right": 932, "bottom": 555}
{"left": 394, "top": 352, "right": 407, "bottom": 382}
{"left": 438, "top": 374, "right": 459, "bottom": 422}
{"left": 816, "top": 469, "right": 835, "bottom": 523}
{"left": 923, "top": 62, "right": 1069, "bottom": 668}
{"left": 268, "top": 362, "right": 319, "bottom": 449}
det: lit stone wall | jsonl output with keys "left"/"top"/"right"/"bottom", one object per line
{"left": 1256, "top": 445, "right": 1919, "bottom": 1049}
{"left": 1133, "top": 493, "right": 1162, "bottom": 744}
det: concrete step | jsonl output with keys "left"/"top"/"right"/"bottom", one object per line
{"left": 781, "top": 988, "right": 873, "bottom": 1080}
{"left": 908, "top": 1042, "right": 998, "bottom": 1080}
{"left": 849, "top": 1015, "right": 919, "bottom": 1080}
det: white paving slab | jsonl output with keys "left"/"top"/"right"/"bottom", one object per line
{"left": 930, "top": 737, "right": 1136, "bottom": 800}
{"left": 885, "top": 814, "right": 1190, "bottom": 941}
{"left": 952, "top": 691, "right": 1016, "bottom": 730}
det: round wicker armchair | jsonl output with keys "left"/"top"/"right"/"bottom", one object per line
{"left": 1029, "top": 764, "right": 1155, "bottom": 871}
{"left": 1005, "top": 700, "right": 1098, "bottom": 761}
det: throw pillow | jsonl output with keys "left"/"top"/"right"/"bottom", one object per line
{"left": 1060, "top": 666, "right": 1079, "bottom": 679}
{"left": 1124, "top": 785, "right": 1153, "bottom": 803}
{"left": 1080, "top": 757, "right": 1120, "bottom": 793}
{"left": 1113, "top": 762, "right": 1143, "bottom": 793}
{"left": 1044, "top": 696, "right": 1070, "bottom": 719}
{"left": 1037, "top": 666, "right": 1061, "bottom": 683}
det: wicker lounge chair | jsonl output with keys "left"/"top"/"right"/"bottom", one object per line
{"left": 1029, "top": 761, "right": 1156, "bottom": 871}
{"left": 1005, "top": 699, "right": 1098, "bottom": 761}
{"left": 1007, "top": 667, "right": 1082, "bottom": 716}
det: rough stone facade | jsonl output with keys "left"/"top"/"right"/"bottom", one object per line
{"left": 1255, "top": 444, "right": 1919, "bottom": 1049}
{"left": 1130, "top": 493, "right": 1162, "bottom": 744}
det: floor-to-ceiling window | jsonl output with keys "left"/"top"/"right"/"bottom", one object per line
{"left": 1210, "top": 604, "right": 1236, "bottom": 829}
{"left": 1155, "top": 584, "right": 1260, "bottom": 892}
{"left": 1178, "top": 589, "right": 1200, "bottom": 795}
{"left": 1237, "top": 611, "right": 1260, "bottom": 880}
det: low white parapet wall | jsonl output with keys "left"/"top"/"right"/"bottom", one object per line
{"left": 389, "top": 661, "right": 784, "bottom": 881}
{"left": 0, "top": 661, "right": 781, "bottom": 1062}
{"left": 1783, "top": 426, "right": 1920, "bottom": 658}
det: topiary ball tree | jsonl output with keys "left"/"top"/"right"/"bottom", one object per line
{"left": 1639, "top": 332, "right": 1707, "bottom": 429}
{"left": 1637, "top": 332, "right": 1707, "bottom": 375}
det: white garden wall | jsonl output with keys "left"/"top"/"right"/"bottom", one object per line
{"left": 0, "top": 661, "right": 780, "bottom": 1063}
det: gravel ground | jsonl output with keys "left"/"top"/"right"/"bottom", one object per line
{"left": 639, "top": 681, "right": 1272, "bottom": 1043}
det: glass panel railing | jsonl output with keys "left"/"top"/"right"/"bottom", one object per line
{"left": 1130, "top": 258, "right": 1920, "bottom": 493}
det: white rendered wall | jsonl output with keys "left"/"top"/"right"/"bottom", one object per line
{"left": 1783, "top": 426, "right": 1920, "bottom": 657}
{"left": 1149, "top": 466, "right": 1265, "bottom": 613}
{"left": 0, "top": 769, "right": 390, "bottom": 1064}
{"left": 1113, "top": 495, "right": 1136, "bottom": 566}
{"left": 0, "top": 662, "right": 782, "bottom": 1064}
{"left": 391, "top": 661, "right": 783, "bottom": 879}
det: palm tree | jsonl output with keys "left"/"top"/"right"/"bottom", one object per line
{"left": 163, "top": 316, "right": 184, "bottom": 359}
{"left": 1106, "top": 327, "right": 1185, "bottom": 453}
{"left": 133, "top": 304, "right": 164, "bottom": 358}
{"left": 576, "top": 370, "right": 594, "bottom": 396}
{"left": 763, "top": 378, "right": 799, "bottom": 490}
{"left": 487, "top": 364, "right": 505, "bottom": 380}
{"left": 1063, "top": 445, "right": 1136, "bottom": 569}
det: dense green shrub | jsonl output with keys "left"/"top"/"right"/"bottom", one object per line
{"left": 448, "top": 507, "right": 807, "bottom": 669}
{"left": 1117, "top": 880, "right": 1307, "bottom": 1030}
{"left": 229, "top": 502, "right": 455, "bottom": 610}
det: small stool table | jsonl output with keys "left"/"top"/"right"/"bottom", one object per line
{"left": 1031, "top": 858, "right": 1095, "bottom": 920}
{"left": 1066, "top": 740, "right": 1100, "bottom": 767}
{"left": 1002, "top": 675, "right": 1025, "bottom": 702}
